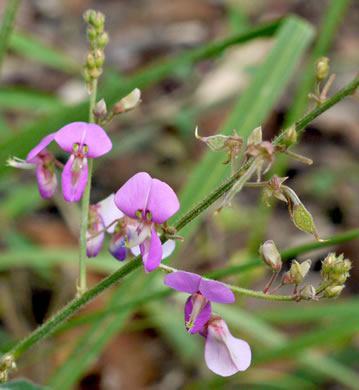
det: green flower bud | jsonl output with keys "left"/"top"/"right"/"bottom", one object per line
{"left": 316, "top": 57, "right": 329, "bottom": 81}
{"left": 87, "top": 26, "right": 97, "bottom": 41}
{"left": 300, "top": 284, "right": 316, "bottom": 300}
{"left": 97, "top": 32, "right": 109, "bottom": 48}
{"left": 113, "top": 88, "right": 141, "bottom": 114}
{"left": 331, "top": 272, "right": 349, "bottom": 285}
{"left": 289, "top": 259, "right": 311, "bottom": 285}
{"left": 93, "top": 48, "right": 105, "bottom": 68}
{"left": 282, "top": 125, "right": 297, "bottom": 148}
{"left": 0, "top": 354, "right": 14, "bottom": 371}
{"left": 83, "top": 9, "right": 96, "bottom": 24}
{"left": 93, "top": 98, "right": 107, "bottom": 119}
{"left": 259, "top": 240, "right": 282, "bottom": 272}
{"left": 86, "top": 53, "right": 96, "bottom": 68}
{"left": 0, "top": 371, "right": 8, "bottom": 384}
{"left": 89, "top": 67, "right": 102, "bottom": 79}
{"left": 324, "top": 285, "right": 344, "bottom": 298}
{"left": 94, "top": 12, "right": 105, "bottom": 31}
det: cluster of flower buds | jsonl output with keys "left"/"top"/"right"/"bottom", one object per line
{"left": 83, "top": 10, "right": 109, "bottom": 90}
{"left": 195, "top": 127, "right": 243, "bottom": 174}
{"left": 0, "top": 355, "right": 15, "bottom": 384}
{"left": 321, "top": 253, "right": 351, "bottom": 298}
{"left": 164, "top": 271, "right": 251, "bottom": 376}
{"left": 86, "top": 172, "right": 180, "bottom": 273}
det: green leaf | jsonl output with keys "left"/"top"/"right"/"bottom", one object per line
{"left": 9, "top": 32, "right": 80, "bottom": 74}
{"left": 0, "top": 380, "right": 49, "bottom": 390}
{"left": 174, "top": 16, "right": 314, "bottom": 247}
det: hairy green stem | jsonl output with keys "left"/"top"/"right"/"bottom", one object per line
{"left": 0, "top": 0, "right": 21, "bottom": 76}
{"left": 77, "top": 79, "right": 98, "bottom": 296}
{"left": 6, "top": 75, "right": 359, "bottom": 362}
{"left": 47, "top": 226, "right": 359, "bottom": 334}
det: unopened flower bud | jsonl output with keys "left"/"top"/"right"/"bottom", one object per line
{"left": 94, "top": 12, "right": 105, "bottom": 31}
{"left": 316, "top": 57, "right": 329, "bottom": 81}
{"left": 0, "top": 371, "right": 8, "bottom": 384}
{"left": 94, "top": 48, "right": 105, "bottom": 68}
{"left": 0, "top": 354, "right": 14, "bottom": 371}
{"left": 83, "top": 9, "right": 96, "bottom": 24}
{"left": 289, "top": 259, "right": 311, "bottom": 285}
{"left": 282, "top": 125, "right": 297, "bottom": 148}
{"left": 259, "top": 240, "right": 282, "bottom": 272}
{"left": 113, "top": 88, "right": 141, "bottom": 113}
{"left": 86, "top": 53, "right": 96, "bottom": 68}
{"left": 93, "top": 98, "right": 107, "bottom": 119}
{"left": 331, "top": 272, "right": 349, "bottom": 285}
{"left": 282, "top": 271, "right": 294, "bottom": 285}
{"left": 89, "top": 67, "right": 102, "bottom": 79}
{"left": 321, "top": 252, "right": 337, "bottom": 275}
{"left": 300, "top": 285, "right": 316, "bottom": 300}
{"left": 324, "top": 285, "right": 344, "bottom": 298}
{"left": 333, "top": 259, "right": 351, "bottom": 274}
{"left": 87, "top": 26, "right": 97, "bottom": 41}
{"left": 246, "top": 126, "right": 262, "bottom": 147}
{"left": 97, "top": 32, "right": 109, "bottom": 48}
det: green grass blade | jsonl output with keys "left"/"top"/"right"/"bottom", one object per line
{"left": 8, "top": 31, "right": 80, "bottom": 74}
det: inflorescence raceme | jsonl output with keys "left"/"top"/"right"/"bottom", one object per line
{"left": 4, "top": 8, "right": 354, "bottom": 382}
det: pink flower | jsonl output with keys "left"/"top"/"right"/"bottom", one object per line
{"left": 8, "top": 122, "right": 112, "bottom": 202}
{"left": 86, "top": 205, "right": 105, "bottom": 257}
{"left": 114, "top": 172, "right": 180, "bottom": 273}
{"left": 164, "top": 271, "right": 235, "bottom": 334}
{"left": 55, "top": 122, "right": 112, "bottom": 202}
{"left": 203, "top": 315, "right": 251, "bottom": 377}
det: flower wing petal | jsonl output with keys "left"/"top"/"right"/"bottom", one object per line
{"left": 146, "top": 178, "right": 180, "bottom": 224}
{"left": 98, "top": 194, "right": 124, "bottom": 233}
{"left": 164, "top": 271, "right": 201, "bottom": 294}
{"left": 115, "top": 172, "right": 152, "bottom": 219}
{"left": 36, "top": 164, "right": 57, "bottom": 199}
{"left": 140, "top": 227, "right": 162, "bottom": 273}
{"left": 199, "top": 279, "right": 235, "bottom": 303}
{"left": 26, "top": 133, "right": 56, "bottom": 162}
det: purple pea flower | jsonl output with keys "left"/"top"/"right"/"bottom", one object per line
{"left": 54, "top": 122, "right": 112, "bottom": 202}
{"left": 164, "top": 271, "right": 235, "bottom": 334}
{"left": 203, "top": 315, "right": 251, "bottom": 377}
{"left": 114, "top": 172, "right": 180, "bottom": 273}
{"left": 9, "top": 122, "right": 112, "bottom": 203}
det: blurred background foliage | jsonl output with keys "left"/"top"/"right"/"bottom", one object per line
{"left": 1, "top": 0, "right": 359, "bottom": 389}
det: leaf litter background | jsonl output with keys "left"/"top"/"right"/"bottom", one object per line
{"left": 1, "top": 0, "right": 359, "bottom": 389}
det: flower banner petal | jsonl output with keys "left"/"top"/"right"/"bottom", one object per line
{"left": 27, "top": 133, "right": 56, "bottom": 163}
{"left": 115, "top": 172, "right": 152, "bottom": 219}
{"left": 98, "top": 194, "right": 124, "bottom": 233}
{"left": 146, "top": 178, "right": 180, "bottom": 224}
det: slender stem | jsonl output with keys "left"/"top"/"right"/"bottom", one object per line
{"left": 6, "top": 76, "right": 359, "bottom": 361}
{"left": 0, "top": 0, "right": 21, "bottom": 77}
{"left": 87, "top": 218, "right": 121, "bottom": 241}
{"left": 77, "top": 78, "right": 98, "bottom": 296}
{"left": 263, "top": 272, "right": 279, "bottom": 294}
